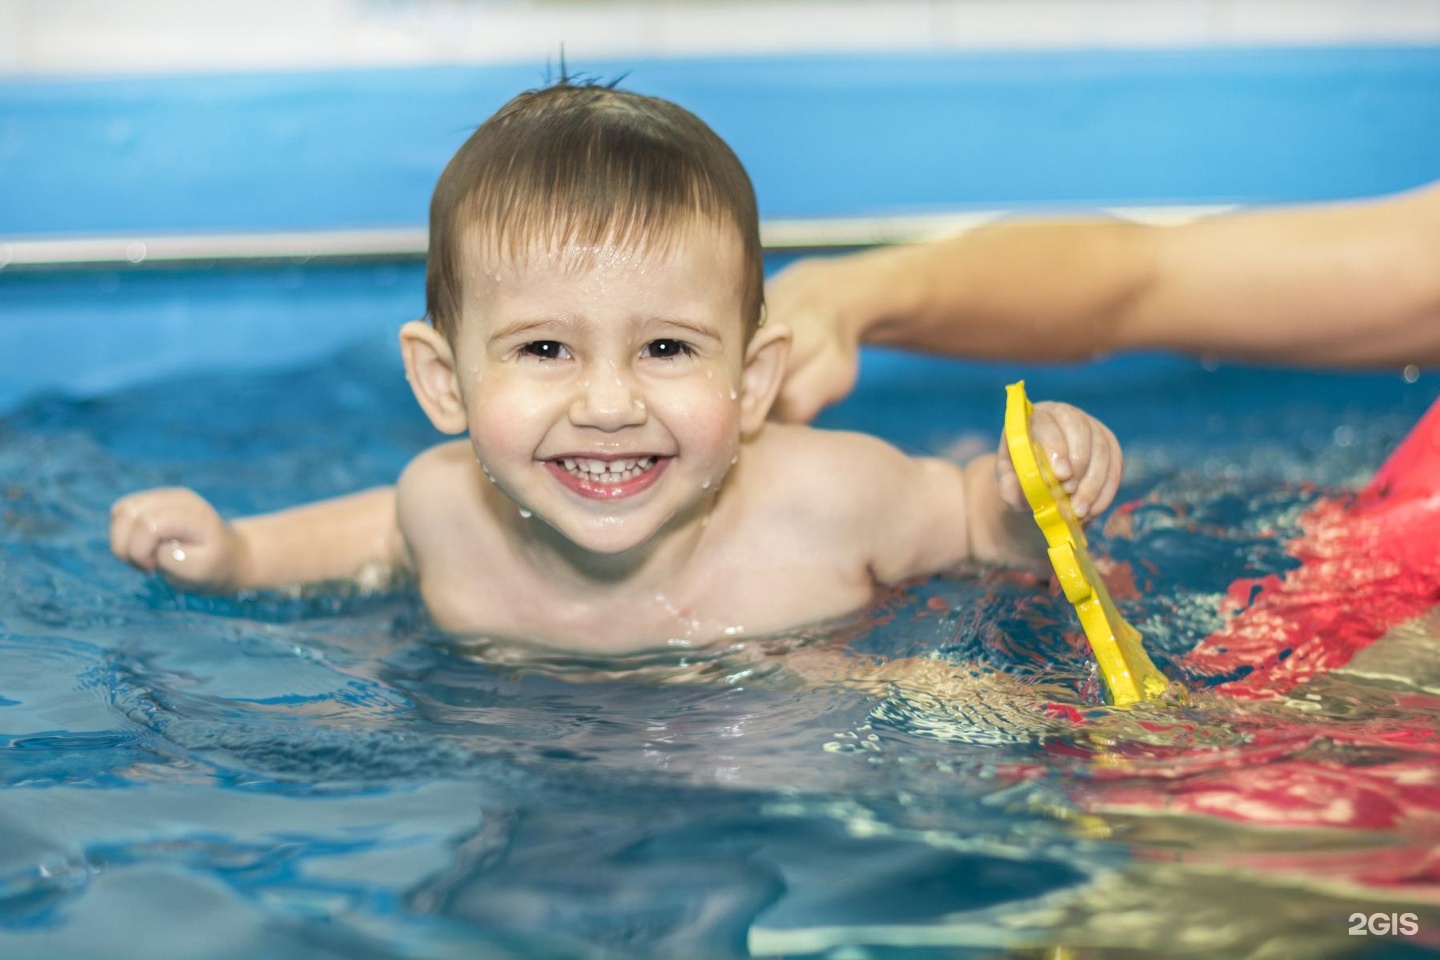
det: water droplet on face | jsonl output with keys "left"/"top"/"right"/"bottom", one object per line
{"left": 170, "top": 546, "right": 186, "bottom": 563}
{"left": 730, "top": 454, "right": 739, "bottom": 465}
{"left": 729, "top": 388, "right": 737, "bottom": 400}
{"left": 518, "top": 507, "right": 533, "bottom": 518}
{"left": 701, "top": 478, "right": 711, "bottom": 489}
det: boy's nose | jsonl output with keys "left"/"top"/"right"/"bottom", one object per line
{"left": 570, "top": 366, "right": 648, "bottom": 431}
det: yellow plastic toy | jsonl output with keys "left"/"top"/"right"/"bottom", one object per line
{"left": 1003, "top": 381, "right": 1170, "bottom": 706}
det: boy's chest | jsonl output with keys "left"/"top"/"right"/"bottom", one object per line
{"left": 416, "top": 547, "right": 876, "bottom": 654}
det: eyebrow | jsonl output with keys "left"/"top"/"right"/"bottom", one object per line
{"left": 488, "top": 316, "right": 578, "bottom": 343}
{"left": 644, "top": 316, "right": 724, "bottom": 341}
{"left": 489, "top": 315, "right": 726, "bottom": 343}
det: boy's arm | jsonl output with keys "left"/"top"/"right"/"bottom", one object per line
{"left": 865, "top": 452, "right": 1041, "bottom": 582}
{"left": 110, "top": 485, "right": 407, "bottom": 593}
{"left": 866, "top": 402, "right": 1122, "bottom": 580}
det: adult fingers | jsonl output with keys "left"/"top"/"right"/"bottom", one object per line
{"left": 772, "top": 349, "right": 858, "bottom": 424}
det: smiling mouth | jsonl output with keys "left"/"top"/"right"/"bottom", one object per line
{"left": 557, "top": 456, "right": 659, "bottom": 483}
{"left": 545, "top": 455, "right": 669, "bottom": 500}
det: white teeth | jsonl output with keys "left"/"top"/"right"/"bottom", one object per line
{"left": 556, "top": 455, "right": 658, "bottom": 484}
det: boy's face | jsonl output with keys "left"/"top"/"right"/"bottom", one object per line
{"left": 443, "top": 220, "right": 766, "bottom": 557}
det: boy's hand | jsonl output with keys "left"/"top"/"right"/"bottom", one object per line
{"left": 996, "top": 401, "right": 1122, "bottom": 521}
{"left": 110, "top": 488, "right": 248, "bottom": 592}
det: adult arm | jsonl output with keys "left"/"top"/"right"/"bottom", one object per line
{"left": 768, "top": 181, "right": 1440, "bottom": 422}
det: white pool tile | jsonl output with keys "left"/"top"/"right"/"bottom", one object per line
{"left": 1215, "top": 0, "right": 1440, "bottom": 44}
{"left": 0, "top": 0, "right": 23, "bottom": 72}
{"left": 2, "top": 0, "right": 1435, "bottom": 77}
{"left": 652, "top": 0, "right": 938, "bottom": 55}
{"left": 10, "top": 0, "right": 351, "bottom": 73}
{"left": 351, "top": 3, "right": 662, "bottom": 66}
{"left": 933, "top": 0, "right": 1217, "bottom": 49}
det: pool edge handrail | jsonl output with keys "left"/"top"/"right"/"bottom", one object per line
{"left": 0, "top": 206, "right": 1234, "bottom": 272}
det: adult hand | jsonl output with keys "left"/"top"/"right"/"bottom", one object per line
{"left": 765, "top": 257, "right": 864, "bottom": 423}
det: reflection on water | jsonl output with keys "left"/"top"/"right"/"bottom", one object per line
{"left": 1, "top": 346, "right": 1439, "bottom": 958}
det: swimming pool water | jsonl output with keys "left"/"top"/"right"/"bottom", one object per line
{"left": 2, "top": 335, "right": 1439, "bottom": 959}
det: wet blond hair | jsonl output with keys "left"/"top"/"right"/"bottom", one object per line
{"left": 424, "top": 82, "right": 765, "bottom": 342}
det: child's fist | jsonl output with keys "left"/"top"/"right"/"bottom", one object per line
{"left": 996, "top": 401, "right": 1122, "bottom": 520}
{"left": 109, "top": 488, "right": 247, "bottom": 592}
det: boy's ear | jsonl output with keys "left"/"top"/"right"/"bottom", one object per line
{"left": 738, "top": 322, "right": 792, "bottom": 436}
{"left": 399, "top": 320, "right": 469, "bottom": 435}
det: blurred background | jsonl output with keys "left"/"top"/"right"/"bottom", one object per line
{"left": 5, "top": 12, "right": 1440, "bottom": 960}
{"left": 2, "top": 1, "right": 1439, "bottom": 407}
{"left": 4, "top": 0, "right": 1440, "bottom": 73}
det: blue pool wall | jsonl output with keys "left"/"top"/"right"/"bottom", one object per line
{"left": 2, "top": 48, "right": 1439, "bottom": 411}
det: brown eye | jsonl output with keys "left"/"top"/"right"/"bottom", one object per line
{"left": 644, "top": 339, "right": 693, "bottom": 359}
{"left": 521, "top": 341, "right": 569, "bottom": 360}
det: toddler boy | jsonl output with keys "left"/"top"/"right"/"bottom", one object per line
{"left": 111, "top": 82, "right": 1122, "bottom": 655}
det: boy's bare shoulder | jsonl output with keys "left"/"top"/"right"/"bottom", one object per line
{"left": 395, "top": 441, "right": 488, "bottom": 530}
{"left": 746, "top": 423, "right": 914, "bottom": 511}
{"left": 753, "top": 422, "right": 912, "bottom": 468}
{"left": 397, "top": 440, "right": 476, "bottom": 488}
